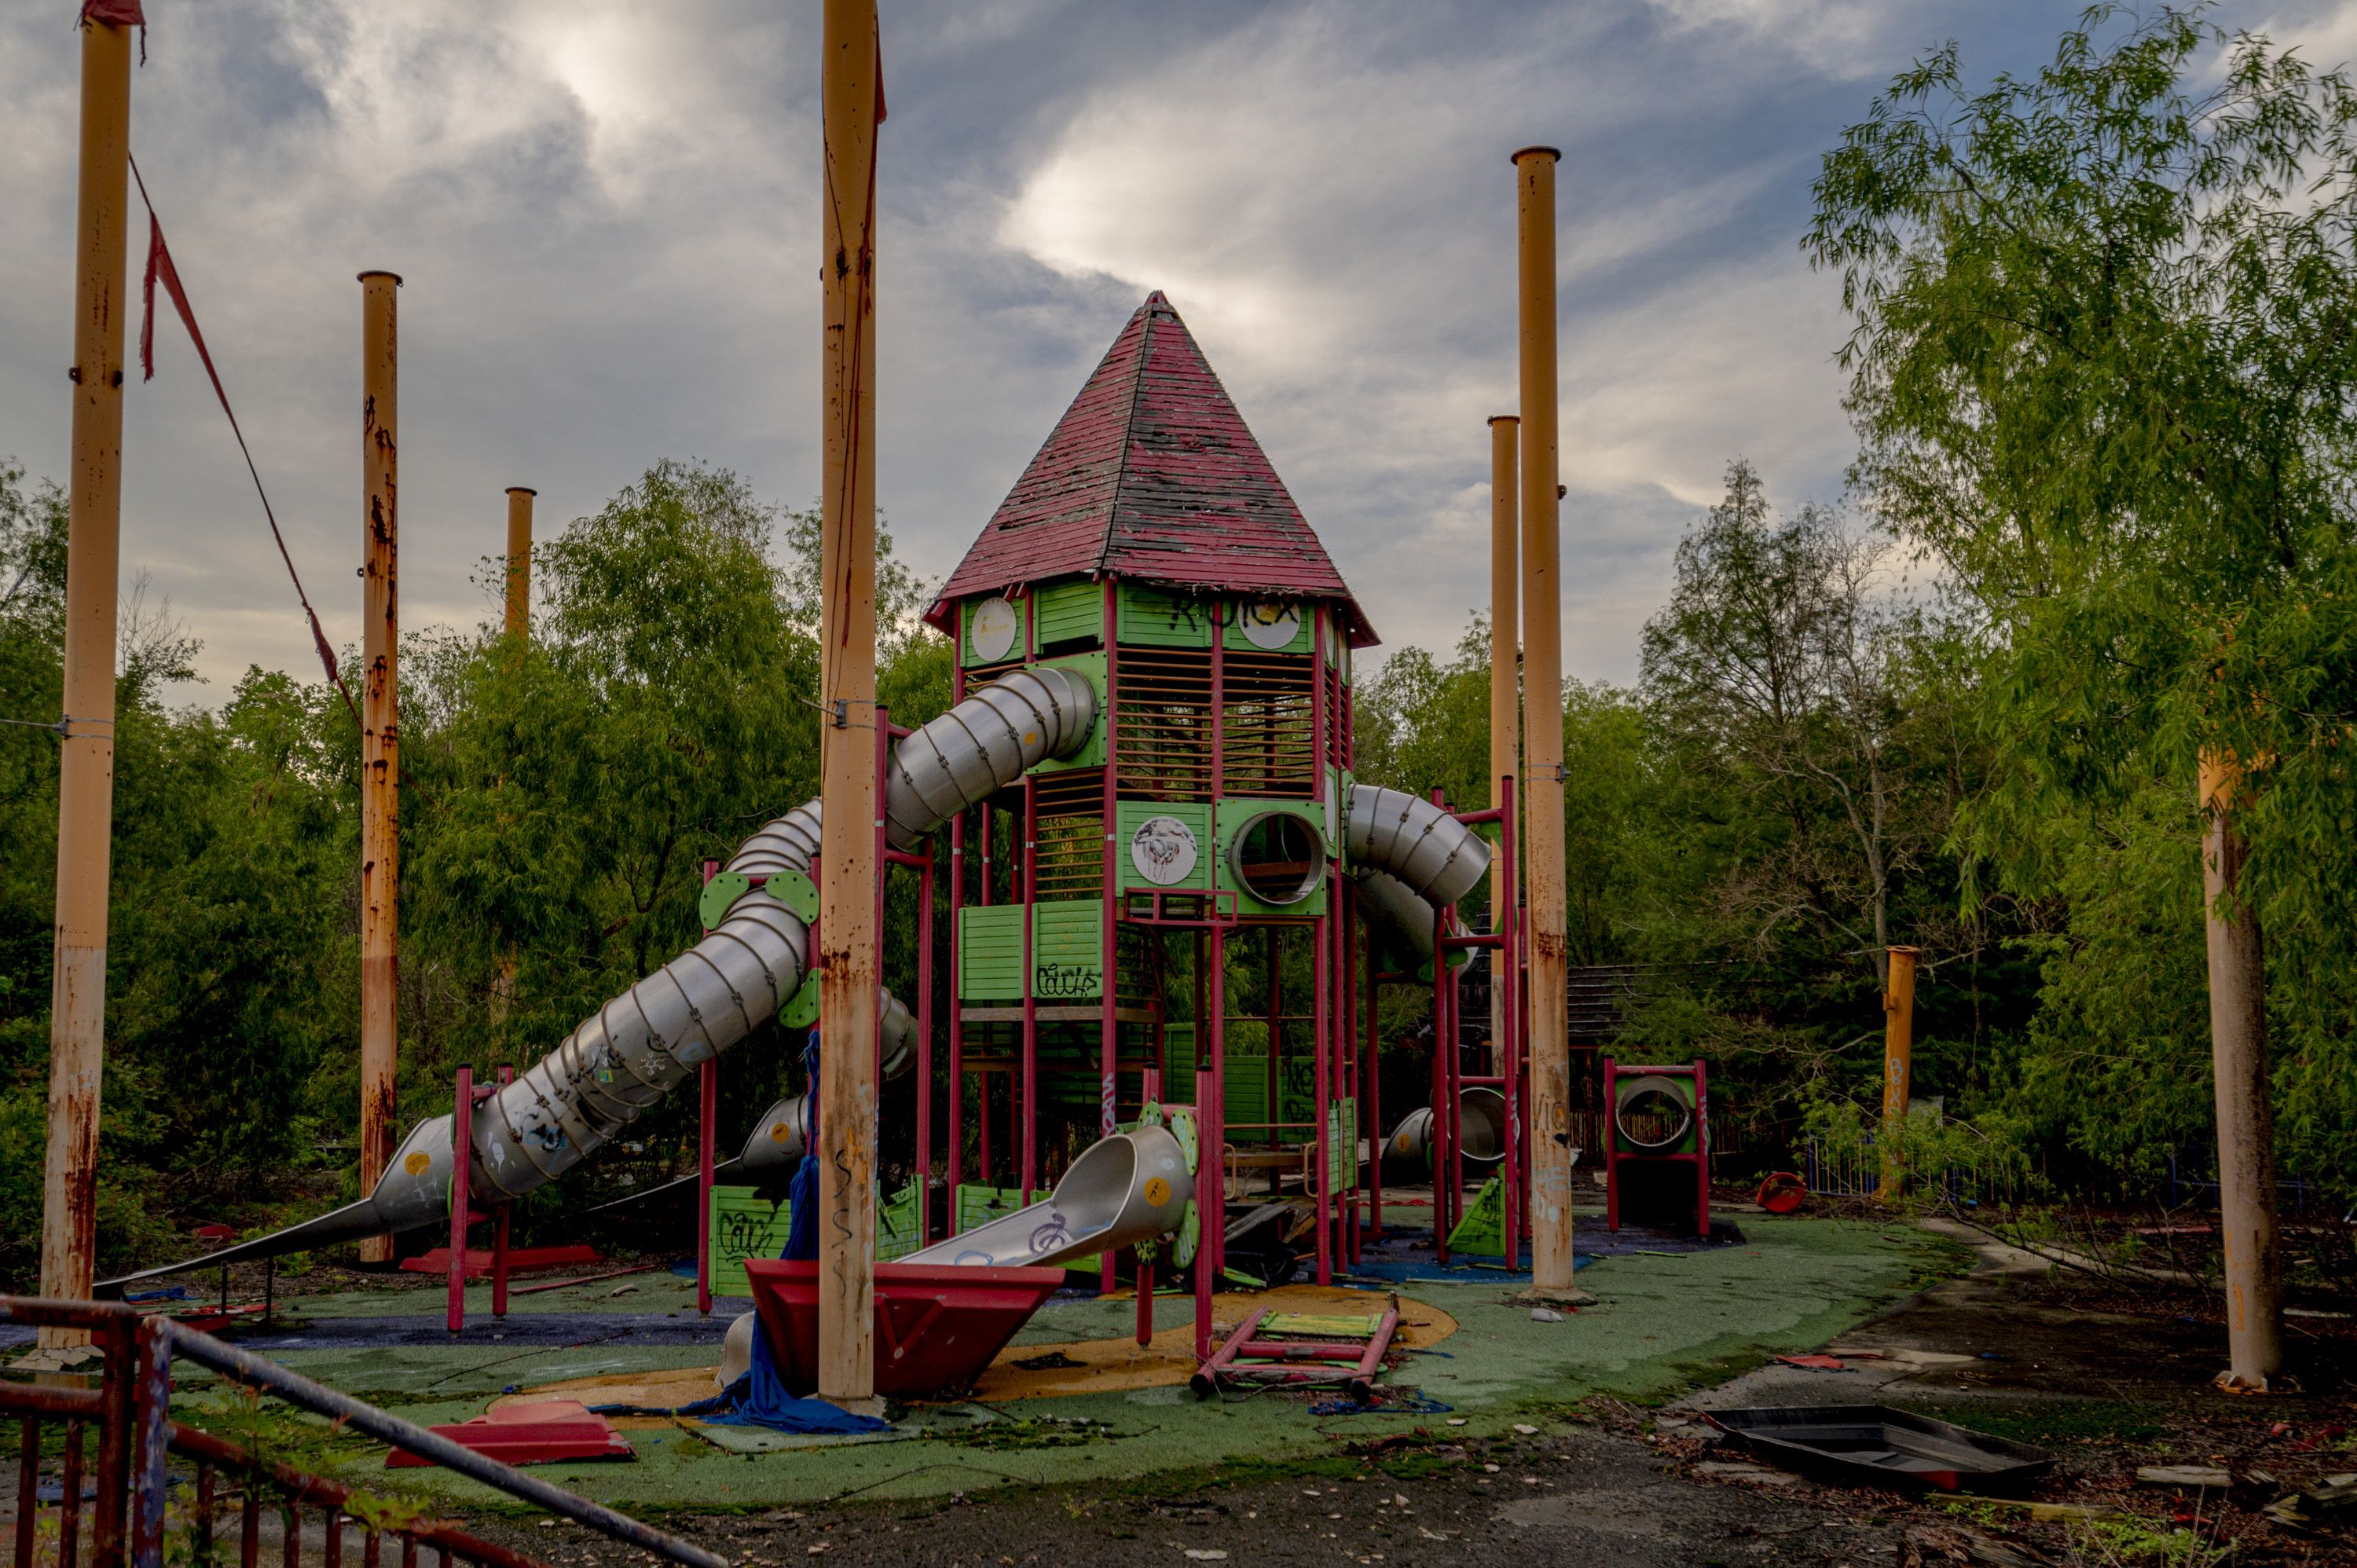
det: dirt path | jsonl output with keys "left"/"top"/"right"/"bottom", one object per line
{"left": 482, "top": 1420, "right": 1912, "bottom": 1566}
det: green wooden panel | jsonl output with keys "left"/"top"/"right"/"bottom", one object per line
{"left": 709, "top": 1186, "right": 792, "bottom": 1297}
{"left": 1116, "top": 583, "right": 1214, "bottom": 648}
{"left": 1215, "top": 797, "right": 1330, "bottom": 916}
{"left": 1116, "top": 799, "right": 1214, "bottom": 893}
{"left": 878, "top": 1182, "right": 923, "bottom": 1262}
{"left": 1034, "top": 580, "right": 1105, "bottom": 649}
{"left": 1032, "top": 650, "right": 1107, "bottom": 772}
{"left": 1032, "top": 899, "right": 1103, "bottom": 1001}
{"left": 959, "top": 904, "right": 1025, "bottom": 1001}
{"left": 960, "top": 594, "right": 1029, "bottom": 667}
{"left": 1160, "top": 1021, "right": 1198, "bottom": 1090}
{"left": 1224, "top": 1050, "right": 1270, "bottom": 1145}
{"left": 956, "top": 1183, "right": 1032, "bottom": 1229}
{"left": 1224, "top": 596, "right": 1314, "bottom": 654}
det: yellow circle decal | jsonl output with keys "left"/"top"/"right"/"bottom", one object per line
{"left": 403, "top": 1151, "right": 431, "bottom": 1175}
{"left": 1144, "top": 1178, "right": 1171, "bottom": 1207}
{"left": 771, "top": 1123, "right": 794, "bottom": 1143}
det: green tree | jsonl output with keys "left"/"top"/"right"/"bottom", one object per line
{"left": 1808, "top": 6, "right": 2357, "bottom": 1209}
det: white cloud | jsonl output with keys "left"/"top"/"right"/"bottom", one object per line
{"left": 0, "top": 0, "right": 2069, "bottom": 697}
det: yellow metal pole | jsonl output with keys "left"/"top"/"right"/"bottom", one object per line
{"left": 1876, "top": 946, "right": 1918, "bottom": 1201}
{"left": 504, "top": 486, "right": 535, "bottom": 640}
{"left": 1514, "top": 145, "right": 1574, "bottom": 1291}
{"left": 38, "top": 10, "right": 134, "bottom": 1350}
{"left": 357, "top": 269, "right": 402, "bottom": 1266}
{"left": 2200, "top": 752, "right": 2283, "bottom": 1389}
{"left": 816, "top": 0, "right": 882, "bottom": 1409}
{"left": 1487, "top": 416, "right": 1519, "bottom": 1068}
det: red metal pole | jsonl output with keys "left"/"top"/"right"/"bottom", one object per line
{"left": 1100, "top": 578, "right": 1120, "bottom": 1294}
{"left": 948, "top": 806, "right": 964, "bottom": 1231}
{"left": 449, "top": 1066, "right": 471, "bottom": 1335}
{"left": 493, "top": 1065, "right": 515, "bottom": 1318}
{"left": 697, "top": 857, "right": 718, "bottom": 1317}
{"left": 1498, "top": 776, "right": 1522, "bottom": 1266}
{"left": 1694, "top": 1057, "right": 1711, "bottom": 1237}
{"left": 1364, "top": 914, "right": 1383, "bottom": 1239}
{"left": 918, "top": 855, "right": 934, "bottom": 1242}
{"left": 1313, "top": 899, "right": 1332, "bottom": 1288}
{"left": 1603, "top": 1057, "right": 1621, "bottom": 1233}
{"left": 1021, "top": 775, "right": 1038, "bottom": 1203}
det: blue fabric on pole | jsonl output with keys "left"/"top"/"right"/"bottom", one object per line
{"left": 589, "top": 1033, "right": 887, "bottom": 1438}
{"left": 783, "top": 1030, "right": 820, "bottom": 1264}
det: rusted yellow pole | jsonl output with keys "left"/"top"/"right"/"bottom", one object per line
{"left": 816, "top": 0, "right": 882, "bottom": 1409}
{"left": 1514, "top": 145, "right": 1574, "bottom": 1291}
{"left": 38, "top": 10, "right": 134, "bottom": 1349}
{"left": 2200, "top": 752, "right": 2283, "bottom": 1389}
{"left": 1876, "top": 946, "right": 1918, "bottom": 1201}
{"left": 357, "top": 269, "right": 401, "bottom": 1266}
{"left": 1487, "top": 415, "right": 1519, "bottom": 1067}
{"left": 504, "top": 486, "right": 535, "bottom": 640}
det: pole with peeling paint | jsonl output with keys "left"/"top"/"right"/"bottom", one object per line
{"left": 357, "top": 269, "right": 401, "bottom": 1266}
{"left": 816, "top": 0, "right": 882, "bottom": 1409}
{"left": 504, "top": 486, "right": 535, "bottom": 640}
{"left": 2200, "top": 752, "right": 2283, "bottom": 1389}
{"left": 1876, "top": 946, "right": 1918, "bottom": 1201}
{"left": 1487, "top": 414, "right": 1519, "bottom": 1070}
{"left": 1514, "top": 145, "right": 1575, "bottom": 1292}
{"left": 38, "top": 9, "right": 135, "bottom": 1348}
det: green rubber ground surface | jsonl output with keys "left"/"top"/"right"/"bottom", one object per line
{"left": 184, "top": 1215, "right": 1962, "bottom": 1514}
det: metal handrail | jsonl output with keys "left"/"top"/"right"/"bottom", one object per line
{"left": 139, "top": 1320, "right": 729, "bottom": 1568}
{"left": 1, "top": 1295, "right": 727, "bottom": 1568}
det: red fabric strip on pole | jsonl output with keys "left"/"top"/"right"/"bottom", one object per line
{"left": 130, "top": 155, "right": 357, "bottom": 721}
{"left": 80, "top": 0, "right": 145, "bottom": 63}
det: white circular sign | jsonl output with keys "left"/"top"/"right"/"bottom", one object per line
{"left": 1129, "top": 815, "right": 1200, "bottom": 886}
{"left": 1237, "top": 599, "right": 1300, "bottom": 650}
{"left": 970, "top": 596, "right": 1019, "bottom": 663}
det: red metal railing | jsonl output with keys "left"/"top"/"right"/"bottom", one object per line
{"left": 2, "top": 1297, "right": 726, "bottom": 1568}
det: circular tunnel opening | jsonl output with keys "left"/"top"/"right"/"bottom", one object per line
{"left": 1614, "top": 1079, "right": 1694, "bottom": 1152}
{"left": 1228, "top": 811, "right": 1326, "bottom": 907}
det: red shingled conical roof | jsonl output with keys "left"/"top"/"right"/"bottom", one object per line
{"left": 926, "top": 292, "right": 1373, "bottom": 645}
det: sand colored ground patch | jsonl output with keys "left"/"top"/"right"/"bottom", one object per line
{"left": 494, "top": 1365, "right": 718, "bottom": 1429}
{"left": 500, "top": 1285, "right": 1454, "bottom": 1412}
{"left": 970, "top": 1285, "right": 1455, "bottom": 1401}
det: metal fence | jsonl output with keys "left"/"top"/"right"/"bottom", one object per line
{"left": 2, "top": 1296, "right": 728, "bottom": 1568}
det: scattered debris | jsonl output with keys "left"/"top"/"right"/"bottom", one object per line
{"left": 2264, "top": 1472, "right": 2357, "bottom": 1528}
{"left": 1695, "top": 1460, "right": 1802, "bottom": 1487}
{"left": 1530, "top": 1307, "right": 1564, "bottom": 1323}
{"left": 1012, "top": 1350, "right": 1086, "bottom": 1372}
{"left": 2135, "top": 1465, "right": 2232, "bottom": 1489}
{"left": 1708, "top": 1406, "right": 2053, "bottom": 1496}
{"left": 1775, "top": 1354, "right": 1849, "bottom": 1372}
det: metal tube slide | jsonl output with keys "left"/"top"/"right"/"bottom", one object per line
{"left": 899, "top": 1123, "right": 1196, "bottom": 1271}
{"left": 1343, "top": 784, "right": 1490, "bottom": 908}
{"left": 101, "top": 668, "right": 1096, "bottom": 1288}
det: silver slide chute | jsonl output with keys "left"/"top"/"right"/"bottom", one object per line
{"left": 104, "top": 667, "right": 1096, "bottom": 1288}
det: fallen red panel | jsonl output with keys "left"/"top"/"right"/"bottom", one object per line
{"left": 743, "top": 1258, "right": 1065, "bottom": 1399}
{"left": 399, "top": 1244, "right": 601, "bottom": 1277}
{"left": 385, "top": 1401, "right": 632, "bottom": 1468}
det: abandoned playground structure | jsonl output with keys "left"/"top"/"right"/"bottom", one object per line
{"left": 30, "top": 3, "right": 2311, "bottom": 1564}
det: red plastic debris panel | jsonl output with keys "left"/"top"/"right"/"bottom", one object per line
{"left": 399, "top": 1244, "right": 602, "bottom": 1278}
{"left": 386, "top": 1401, "right": 632, "bottom": 1468}
{"left": 742, "top": 1258, "right": 1065, "bottom": 1398}
{"left": 926, "top": 291, "right": 1376, "bottom": 646}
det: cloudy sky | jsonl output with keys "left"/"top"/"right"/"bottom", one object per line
{"left": 5, "top": 0, "right": 2354, "bottom": 698}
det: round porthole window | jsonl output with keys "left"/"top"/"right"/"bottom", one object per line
{"left": 970, "top": 596, "right": 1019, "bottom": 663}
{"left": 1130, "top": 815, "right": 1200, "bottom": 887}
{"left": 1237, "top": 599, "right": 1300, "bottom": 650}
{"left": 1226, "top": 810, "right": 1326, "bottom": 906}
